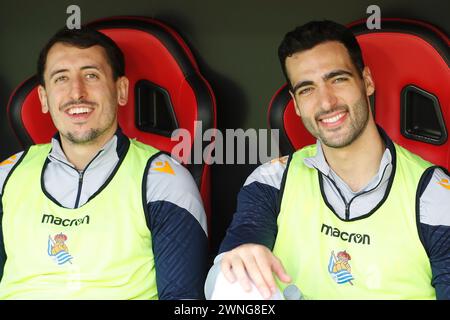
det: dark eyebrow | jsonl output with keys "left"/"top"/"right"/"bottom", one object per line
{"left": 80, "top": 65, "right": 101, "bottom": 71}
{"left": 291, "top": 69, "right": 354, "bottom": 93}
{"left": 323, "top": 70, "right": 353, "bottom": 81}
{"left": 49, "top": 65, "right": 101, "bottom": 80}
{"left": 292, "top": 80, "right": 314, "bottom": 93}
{"left": 49, "top": 69, "right": 68, "bottom": 79}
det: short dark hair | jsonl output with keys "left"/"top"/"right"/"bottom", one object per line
{"left": 37, "top": 27, "right": 125, "bottom": 86}
{"left": 278, "top": 20, "right": 364, "bottom": 89}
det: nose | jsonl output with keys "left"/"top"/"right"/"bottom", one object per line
{"left": 69, "top": 76, "right": 86, "bottom": 101}
{"left": 317, "top": 84, "right": 338, "bottom": 110}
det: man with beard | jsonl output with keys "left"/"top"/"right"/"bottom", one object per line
{"left": 207, "top": 20, "right": 450, "bottom": 299}
{"left": 0, "top": 27, "right": 208, "bottom": 299}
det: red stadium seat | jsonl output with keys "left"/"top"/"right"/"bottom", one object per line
{"left": 7, "top": 16, "right": 217, "bottom": 224}
{"left": 268, "top": 18, "right": 450, "bottom": 169}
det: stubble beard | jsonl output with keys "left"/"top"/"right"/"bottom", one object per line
{"left": 301, "top": 96, "right": 370, "bottom": 148}
{"left": 64, "top": 128, "right": 103, "bottom": 145}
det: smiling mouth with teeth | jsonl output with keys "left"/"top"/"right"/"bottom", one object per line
{"left": 321, "top": 113, "right": 345, "bottom": 123}
{"left": 67, "top": 107, "right": 92, "bottom": 115}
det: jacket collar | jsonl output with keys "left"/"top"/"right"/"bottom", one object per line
{"left": 48, "top": 128, "right": 129, "bottom": 169}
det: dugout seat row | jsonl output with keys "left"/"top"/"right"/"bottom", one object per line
{"left": 7, "top": 17, "right": 450, "bottom": 235}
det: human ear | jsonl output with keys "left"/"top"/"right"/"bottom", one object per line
{"left": 363, "top": 67, "right": 375, "bottom": 96}
{"left": 117, "top": 76, "right": 129, "bottom": 106}
{"left": 38, "top": 85, "right": 49, "bottom": 113}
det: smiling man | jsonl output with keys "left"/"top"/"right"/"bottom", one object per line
{"left": 0, "top": 27, "right": 208, "bottom": 299}
{"left": 207, "top": 20, "right": 450, "bottom": 300}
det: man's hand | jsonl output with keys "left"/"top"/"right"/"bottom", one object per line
{"left": 221, "top": 244, "right": 291, "bottom": 299}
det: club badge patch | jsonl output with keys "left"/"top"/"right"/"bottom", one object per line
{"left": 48, "top": 233, "right": 73, "bottom": 265}
{"left": 328, "top": 250, "right": 354, "bottom": 285}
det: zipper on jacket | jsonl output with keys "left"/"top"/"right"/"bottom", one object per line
{"left": 72, "top": 150, "right": 104, "bottom": 208}
{"left": 74, "top": 170, "right": 84, "bottom": 208}
{"left": 49, "top": 150, "right": 104, "bottom": 209}
{"left": 324, "top": 174, "right": 350, "bottom": 219}
{"left": 323, "top": 162, "right": 391, "bottom": 220}
{"left": 345, "top": 203, "right": 350, "bottom": 220}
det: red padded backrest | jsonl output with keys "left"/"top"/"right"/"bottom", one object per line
{"left": 268, "top": 19, "right": 449, "bottom": 169}
{"left": 10, "top": 83, "right": 49, "bottom": 144}
{"left": 105, "top": 27, "right": 198, "bottom": 154}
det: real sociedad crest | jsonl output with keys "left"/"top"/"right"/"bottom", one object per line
{"left": 48, "top": 233, "right": 73, "bottom": 265}
{"left": 328, "top": 250, "right": 354, "bottom": 285}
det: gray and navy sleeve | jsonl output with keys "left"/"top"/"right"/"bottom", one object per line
{"left": 204, "top": 157, "right": 287, "bottom": 298}
{"left": 419, "top": 167, "right": 450, "bottom": 300}
{"left": 218, "top": 157, "right": 288, "bottom": 254}
{"left": 145, "top": 153, "right": 208, "bottom": 299}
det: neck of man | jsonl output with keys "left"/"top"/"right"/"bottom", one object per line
{"left": 321, "top": 119, "right": 385, "bottom": 193}
{"left": 59, "top": 125, "right": 117, "bottom": 171}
